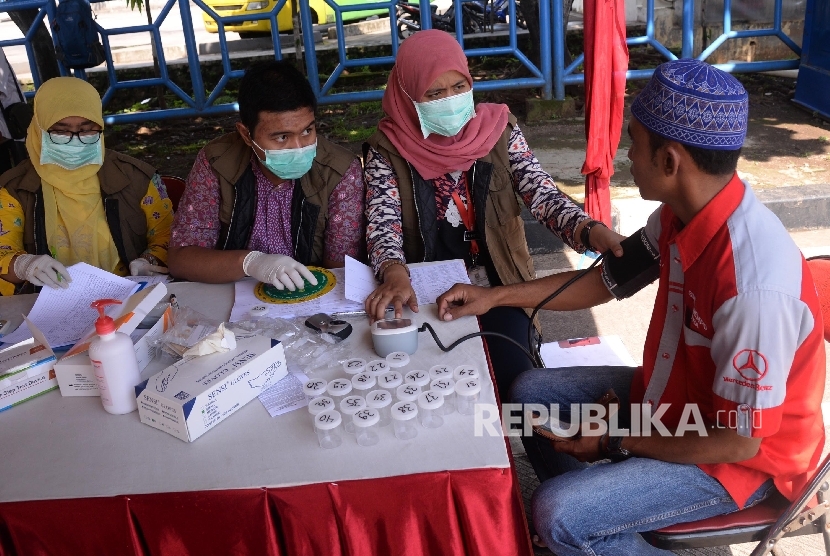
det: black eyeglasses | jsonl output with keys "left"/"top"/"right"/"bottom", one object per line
{"left": 47, "top": 130, "right": 102, "bottom": 145}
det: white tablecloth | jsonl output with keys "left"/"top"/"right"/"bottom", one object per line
{"left": 0, "top": 282, "right": 509, "bottom": 503}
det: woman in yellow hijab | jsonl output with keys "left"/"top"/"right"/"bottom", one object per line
{"left": 0, "top": 77, "right": 173, "bottom": 295}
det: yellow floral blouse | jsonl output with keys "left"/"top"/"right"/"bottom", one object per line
{"left": 0, "top": 174, "right": 173, "bottom": 295}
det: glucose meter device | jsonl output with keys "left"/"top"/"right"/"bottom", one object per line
{"left": 370, "top": 318, "right": 419, "bottom": 357}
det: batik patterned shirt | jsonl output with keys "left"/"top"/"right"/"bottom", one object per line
{"left": 171, "top": 150, "right": 365, "bottom": 264}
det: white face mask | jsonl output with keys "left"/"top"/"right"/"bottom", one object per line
{"left": 412, "top": 90, "right": 475, "bottom": 138}
{"left": 40, "top": 132, "right": 103, "bottom": 170}
{"left": 251, "top": 139, "right": 317, "bottom": 180}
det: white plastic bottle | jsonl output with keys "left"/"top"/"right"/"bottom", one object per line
{"left": 88, "top": 299, "right": 142, "bottom": 415}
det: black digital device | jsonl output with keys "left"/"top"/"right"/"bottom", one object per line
{"left": 304, "top": 313, "right": 353, "bottom": 341}
{"left": 600, "top": 227, "right": 661, "bottom": 300}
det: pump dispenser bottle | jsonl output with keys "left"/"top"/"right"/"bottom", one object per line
{"left": 88, "top": 299, "right": 142, "bottom": 415}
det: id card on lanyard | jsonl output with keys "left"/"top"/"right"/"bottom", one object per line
{"left": 452, "top": 175, "right": 491, "bottom": 288}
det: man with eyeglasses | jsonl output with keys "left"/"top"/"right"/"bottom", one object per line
{"left": 0, "top": 77, "right": 173, "bottom": 294}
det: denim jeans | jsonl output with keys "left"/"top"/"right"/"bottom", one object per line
{"left": 509, "top": 367, "right": 775, "bottom": 556}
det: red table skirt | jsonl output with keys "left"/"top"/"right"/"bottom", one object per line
{"left": 0, "top": 467, "right": 532, "bottom": 556}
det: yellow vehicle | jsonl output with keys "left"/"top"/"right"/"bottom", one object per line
{"left": 202, "top": 0, "right": 386, "bottom": 37}
{"left": 202, "top": 0, "right": 333, "bottom": 36}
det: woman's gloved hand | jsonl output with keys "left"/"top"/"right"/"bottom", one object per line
{"left": 13, "top": 254, "right": 72, "bottom": 289}
{"left": 129, "top": 258, "right": 169, "bottom": 276}
{"left": 242, "top": 251, "right": 318, "bottom": 291}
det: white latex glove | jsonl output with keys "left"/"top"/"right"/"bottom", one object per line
{"left": 129, "top": 257, "right": 169, "bottom": 276}
{"left": 242, "top": 251, "right": 318, "bottom": 291}
{"left": 13, "top": 254, "right": 72, "bottom": 289}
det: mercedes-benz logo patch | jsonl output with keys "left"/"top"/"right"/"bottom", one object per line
{"left": 732, "top": 349, "right": 768, "bottom": 381}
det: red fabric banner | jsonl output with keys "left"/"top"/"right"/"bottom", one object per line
{"left": 0, "top": 468, "right": 531, "bottom": 556}
{"left": 581, "top": 0, "right": 630, "bottom": 226}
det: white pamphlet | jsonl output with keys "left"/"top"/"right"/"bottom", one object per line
{"left": 344, "top": 258, "right": 471, "bottom": 306}
{"left": 539, "top": 335, "right": 637, "bottom": 369}
{"left": 2, "top": 263, "right": 139, "bottom": 348}
{"left": 258, "top": 368, "right": 310, "bottom": 417}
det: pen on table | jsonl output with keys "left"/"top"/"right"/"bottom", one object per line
{"left": 49, "top": 248, "right": 64, "bottom": 283}
{"left": 331, "top": 307, "right": 395, "bottom": 319}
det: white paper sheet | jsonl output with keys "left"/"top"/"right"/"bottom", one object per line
{"left": 344, "top": 258, "right": 471, "bottom": 307}
{"left": 124, "top": 275, "right": 171, "bottom": 289}
{"left": 2, "top": 263, "right": 139, "bottom": 347}
{"left": 230, "top": 268, "right": 363, "bottom": 322}
{"left": 540, "top": 335, "right": 637, "bottom": 368}
{"left": 409, "top": 260, "right": 470, "bottom": 305}
{"left": 258, "top": 368, "right": 310, "bottom": 417}
{"left": 344, "top": 255, "right": 378, "bottom": 304}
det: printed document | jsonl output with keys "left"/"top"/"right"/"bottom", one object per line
{"left": 1, "top": 263, "right": 139, "bottom": 348}
{"left": 345, "top": 258, "right": 470, "bottom": 306}
{"left": 258, "top": 368, "right": 310, "bottom": 417}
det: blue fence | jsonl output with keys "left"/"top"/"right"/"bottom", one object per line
{"left": 0, "top": 0, "right": 803, "bottom": 123}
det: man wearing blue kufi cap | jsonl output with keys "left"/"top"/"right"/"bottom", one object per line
{"left": 435, "top": 59, "right": 825, "bottom": 554}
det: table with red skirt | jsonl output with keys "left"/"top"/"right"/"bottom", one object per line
{"left": 0, "top": 282, "right": 532, "bottom": 555}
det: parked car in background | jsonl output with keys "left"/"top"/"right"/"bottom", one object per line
{"left": 202, "top": 0, "right": 387, "bottom": 37}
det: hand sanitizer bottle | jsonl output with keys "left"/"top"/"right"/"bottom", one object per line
{"left": 89, "top": 299, "right": 141, "bottom": 415}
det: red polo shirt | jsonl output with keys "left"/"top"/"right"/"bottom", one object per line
{"left": 629, "top": 173, "right": 825, "bottom": 508}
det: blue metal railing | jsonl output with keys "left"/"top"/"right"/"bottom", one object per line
{"left": 553, "top": 0, "right": 802, "bottom": 100}
{"left": 1, "top": 0, "right": 58, "bottom": 89}
{"left": 0, "top": 0, "right": 804, "bottom": 120}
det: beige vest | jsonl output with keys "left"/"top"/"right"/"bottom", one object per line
{"left": 203, "top": 132, "right": 356, "bottom": 264}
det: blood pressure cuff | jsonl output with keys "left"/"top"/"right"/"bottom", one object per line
{"left": 601, "top": 228, "right": 661, "bottom": 300}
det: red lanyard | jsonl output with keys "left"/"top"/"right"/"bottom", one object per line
{"left": 451, "top": 173, "right": 479, "bottom": 258}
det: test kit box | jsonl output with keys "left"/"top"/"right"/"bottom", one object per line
{"left": 54, "top": 284, "right": 168, "bottom": 397}
{"left": 0, "top": 321, "right": 58, "bottom": 412}
{"left": 135, "top": 333, "right": 287, "bottom": 442}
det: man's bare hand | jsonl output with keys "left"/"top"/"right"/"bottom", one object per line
{"left": 437, "top": 284, "right": 495, "bottom": 321}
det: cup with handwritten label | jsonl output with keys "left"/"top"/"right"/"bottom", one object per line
{"left": 391, "top": 401, "right": 419, "bottom": 440}
{"left": 314, "top": 410, "right": 343, "bottom": 449}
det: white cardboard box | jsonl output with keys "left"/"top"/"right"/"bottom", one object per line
{"left": 54, "top": 285, "right": 169, "bottom": 397}
{"left": 54, "top": 309, "right": 172, "bottom": 397}
{"left": 135, "top": 333, "right": 287, "bottom": 442}
{"left": 0, "top": 320, "right": 58, "bottom": 412}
